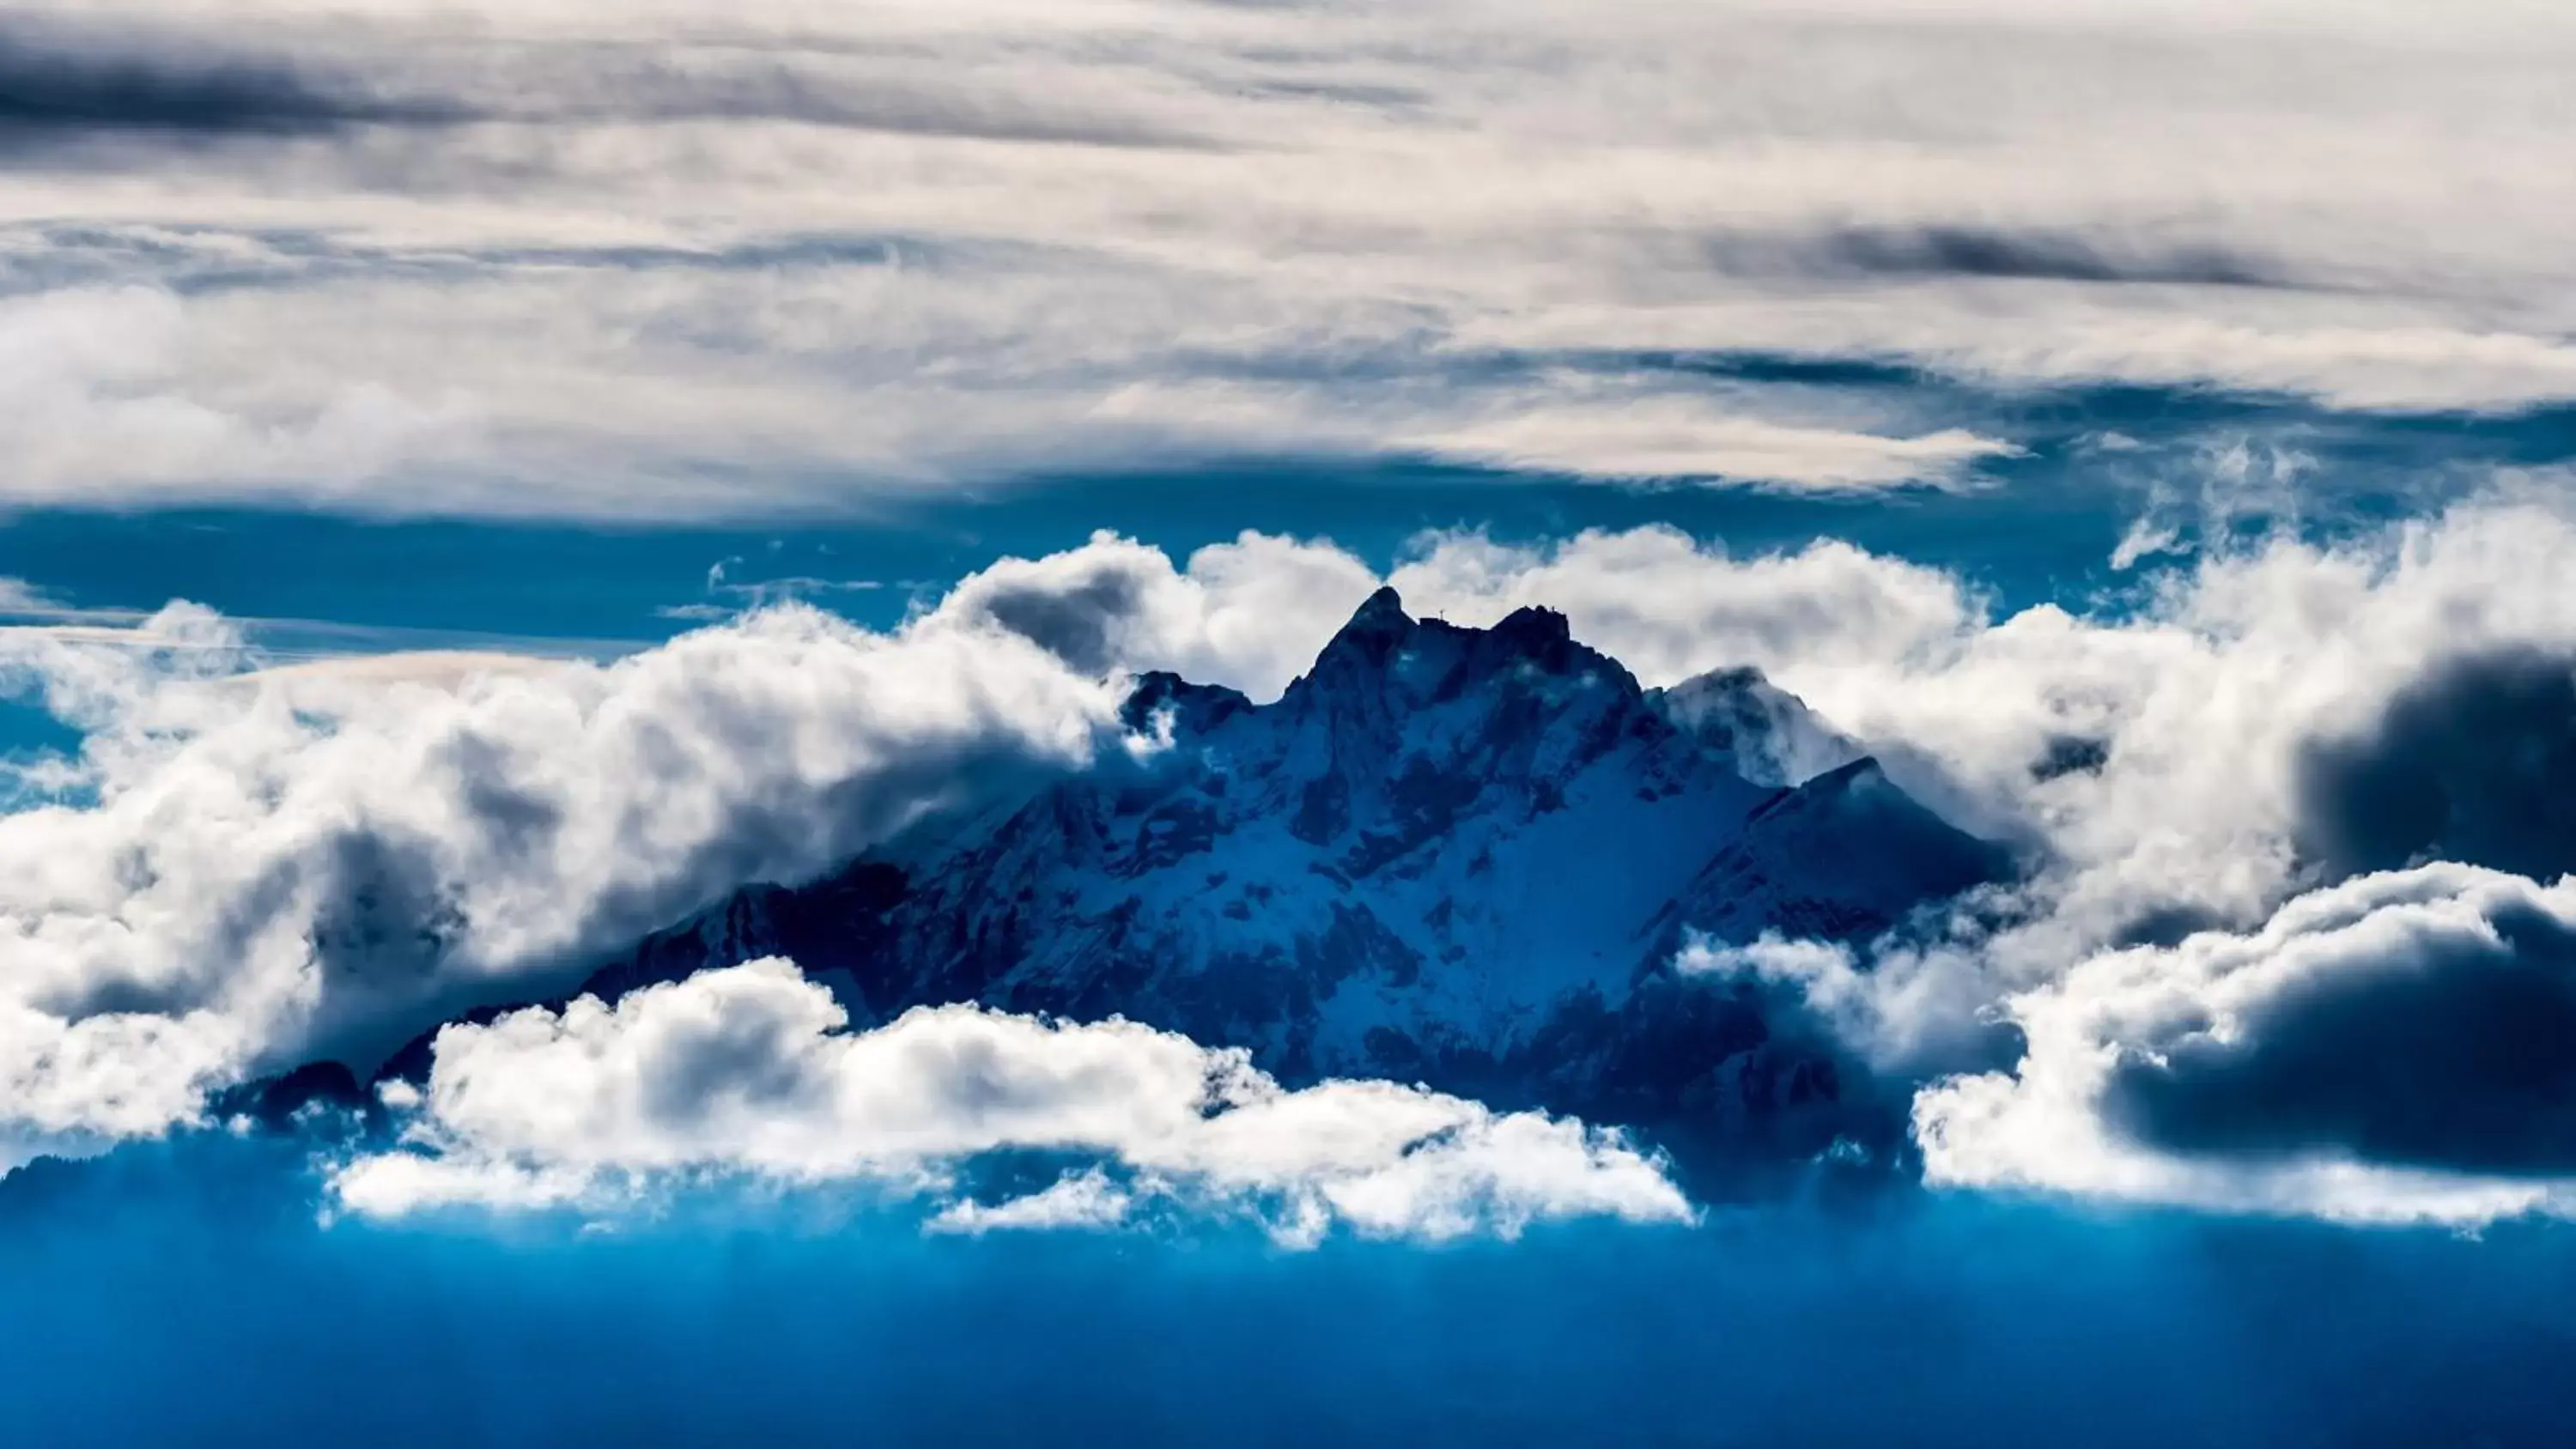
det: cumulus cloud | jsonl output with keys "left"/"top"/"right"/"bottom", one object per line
{"left": 928, "top": 530, "right": 1378, "bottom": 702}
{"left": 13, "top": 517, "right": 1953, "bottom": 1155}
{"left": 927, "top": 1170, "right": 1135, "bottom": 1236}
{"left": 2294, "top": 647, "right": 2576, "bottom": 882}
{"left": 1631, "top": 500, "right": 2576, "bottom": 1217}
{"left": 330, "top": 958, "right": 1695, "bottom": 1246}
{"left": 1389, "top": 529, "right": 1983, "bottom": 689}
{"left": 1521, "top": 499, "right": 2576, "bottom": 987}
{"left": 1676, "top": 932, "right": 2002, "bottom": 1076}
{"left": 0, "top": 577, "right": 118, "bottom": 621}
{"left": 914, "top": 500, "right": 2576, "bottom": 962}
{"left": 924, "top": 523, "right": 1984, "bottom": 707}
{"left": 1916, "top": 865, "right": 2576, "bottom": 1226}
{"left": 22, "top": 499, "right": 2576, "bottom": 1228}
{"left": 0, "top": 518, "right": 1991, "bottom": 1168}
{"left": 0, "top": 597, "right": 1129, "bottom": 1153}
{"left": 923, "top": 502, "right": 2576, "bottom": 1227}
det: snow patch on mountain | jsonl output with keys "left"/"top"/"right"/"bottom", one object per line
{"left": 526, "top": 590, "right": 2008, "bottom": 1183}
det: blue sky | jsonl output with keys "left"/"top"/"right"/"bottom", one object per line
{"left": 7, "top": 390, "right": 2567, "bottom": 649}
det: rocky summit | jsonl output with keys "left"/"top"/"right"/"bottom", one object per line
{"left": 541, "top": 589, "right": 2012, "bottom": 1185}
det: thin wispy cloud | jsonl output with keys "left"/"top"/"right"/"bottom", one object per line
{"left": 0, "top": 0, "right": 2569, "bottom": 515}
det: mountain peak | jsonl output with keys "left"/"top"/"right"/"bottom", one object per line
{"left": 1121, "top": 670, "right": 1253, "bottom": 736}
{"left": 1788, "top": 754, "right": 1888, "bottom": 800}
{"left": 1662, "top": 664, "right": 1771, "bottom": 700}
{"left": 1338, "top": 585, "right": 1413, "bottom": 643}
{"left": 1648, "top": 664, "right": 1864, "bottom": 787}
{"left": 413, "top": 592, "right": 2012, "bottom": 1191}
{"left": 1285, "top": 586, "right": 1419, "bottom": 698}
{"left": 1487, "top": 604, "right": 1573, "bottom": 653}
{"left": 1285, "top": 589, "right": 1640, "bottom": 720}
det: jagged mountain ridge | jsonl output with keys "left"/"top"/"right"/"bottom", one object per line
{"left": 556, "top": 588, "right": 2010, "bottom": 1177}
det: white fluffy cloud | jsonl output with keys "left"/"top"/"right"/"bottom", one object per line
{"left": 0, "top": 597, "right": 1128, "bottom": 1153}
{"left": 927, "top": 500, "right": 2576, "bottom": 1228}
{"left": 921, "top": 502, "right": 2576, "bottom": 973}
{"left": 927, "top": 530, "right": 1380, "bottom": 703}
{"left": 1677, "top": 932, "right": 1996, "bottom": 1076}
{"left": 928, "top": 522, "right": 1982, "bottom": 705}
{"left": 1387, "top": 500, "right": 2576, "bottom": 982}
{"left": 5, "top": 0, "right": 2574, "bottom": 512}
{"left": 927, "top": 1170, "right": 1134, "bottom": 1236}
{"left": 21, "top": 500, "right": 2576, "bottom": 1226}
{"left": 6, "top": 519, "right": 1967, "bottom": 1165}
{"left": 330, "top": 957, "right": 1696, "bottom": 1246}
{"left": 1389, "top": 529, "right": 1984, "bottom": 690}
{"left": 1916, "top": 864, "right": 2576, "bottom": 1226}
{"left": 7, "top": 512, "right": 1973, "bottom": 1156}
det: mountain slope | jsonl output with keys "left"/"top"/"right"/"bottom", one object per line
{"left": 567, "top": 590, "right": 2009, "bottom": 1179}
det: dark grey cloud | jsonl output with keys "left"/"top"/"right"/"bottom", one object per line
{"left": 2296, "top": 648, "right": 2576, "bottom": 882}
{"left": 0, "top": 33, "right": 455, "bottom": 144}
{"left": 1707, "top": 226, "right": 2293, "bottom": 289}
{"left": 2104, "top": 894, "right": 2576, "bottom": 1177}
{"left": 963, "top": 571, "right": 1151, "bottom": 676}
{"left": 0, "top": 28, "right": 1218, "bottom": 162}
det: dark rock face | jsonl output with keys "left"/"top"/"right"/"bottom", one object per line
{"left": 525, "top": 590, "right": 2012, "bottom": 1188}
{"left": 210, "top": 1060, "right": 372, "bottom": 1126}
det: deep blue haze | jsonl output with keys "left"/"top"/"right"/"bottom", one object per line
{"left": 4, "top": 1137, "right": 2572, "bottom": 1448}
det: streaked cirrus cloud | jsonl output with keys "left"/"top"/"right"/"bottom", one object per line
{"left": 2, "top": 0, "right": 2571, "bottom": 514}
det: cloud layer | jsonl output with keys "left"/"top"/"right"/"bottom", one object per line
{"left": 1917, "top": 865, "right": 2576, "bottom": 1225}
{"left": 919, "top": 499, "right": 2576, "bottom": 1222}
{"left": 18, "top": 496, "right": 2576, "bottom": 1226}
{"left": 0, "top": 598, "right": 1127, "bottom": 1153}
{"left": 331, "top": 957, "right": 1695, "bottom": 1245}
{"left": 5, "top": 0, "right": 2574, "bottom": 512}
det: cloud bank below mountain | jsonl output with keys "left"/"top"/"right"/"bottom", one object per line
{"left": 330, "top": 956, "right": 1694, "bottom": 1246}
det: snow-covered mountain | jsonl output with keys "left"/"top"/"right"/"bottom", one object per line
{"left": 549, "top": 589, "right": 2009, "bottom": 1181}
